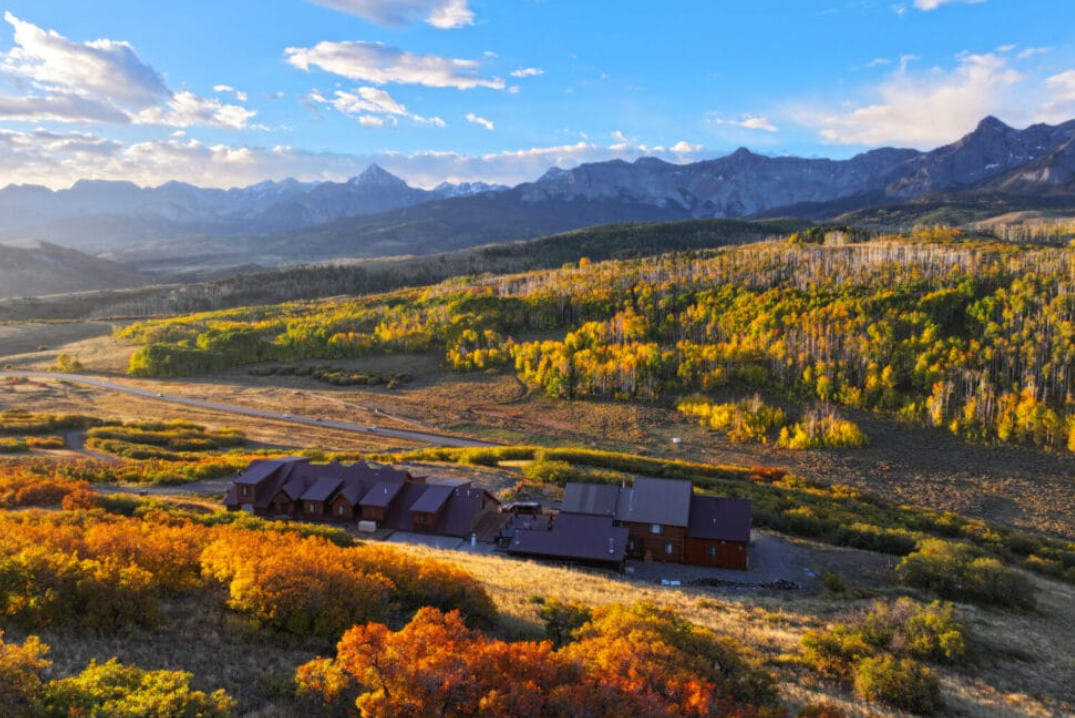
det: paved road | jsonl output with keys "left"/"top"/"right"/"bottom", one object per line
{"left": 0, "top": 371, "right": 496, "bottom": 448}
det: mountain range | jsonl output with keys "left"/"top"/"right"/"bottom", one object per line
{"left": 3, "top": 115, "right": 1075, "bottom": 275}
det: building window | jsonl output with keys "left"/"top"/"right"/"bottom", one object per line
{"left": 337, "top": 505, "right": 345, "bottom": 516}
{"left": 241, "top": 486, "right": 250, "bottom": 497}
{"left": 664, "top": 543, "right": 674, "bottom": 555}
{"left": 416, "top": 514, "right": 425, "bottom": 524}
{"left": 308, "top": 503, "right": 316, "bottom": 513}
{"left": 651, "top": 524, "right": 662, "bottom": 534}
{"left": 707, "top": 546, "right": 717, "bottom": 557}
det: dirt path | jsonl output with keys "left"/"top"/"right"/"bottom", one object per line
{"left": 0, "top": 371, "right": 498, "bottom": 449}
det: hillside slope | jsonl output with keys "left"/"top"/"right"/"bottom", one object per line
{"left": 0, "top": 241, "right": 149, "bottom": 298}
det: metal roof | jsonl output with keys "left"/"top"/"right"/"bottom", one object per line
{"left": 614, "top": 476, "right": 692, "bottom": 527}
{"left": 300, "top": 477, "right": 343, "bottom": 503}
{"left": 687, "top": 496, "right": 751, "bottom": 543}
{"left": 435, "top": 488, "right": 497, "bottom": 537}
{"left": 337, "top": 480, "right": 367, "bottom": 506}
{"left": 507, "top": 513, "right": 628, "bottom": 564}
{"left": 234, "top": 457, "right": 306, "bottom": 485}
{"left": 409, "top": 484, "right": 453, "bottom": 514}
{"left": 561, "top": 482, "right": 621, "bottom": 516}
{"left": 359, "top": 481, "right": 404, "bottom": 508}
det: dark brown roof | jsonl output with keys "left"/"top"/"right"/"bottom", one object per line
{"left": 434, "top": 488, "right": 497, "bottom": 537}
{"left": 562, "top": 482, "right": 621, "bottom": 516}
{"left": 687, "top": 496, "right": 751, "bottom": 543}
{"left": 234, "top": 457, "right": 306, "bottom": 486}
{"left": 410, "top": 484, "right": 453, "bottom": 515}
{"left": 301, "top": 477, "right": 343, "bottom": 503}
{"left": 336, "top": 480, "right": 365, "bottom": 506}
{"left": 279, "top": 474, "right": 313, "bottom": 501}
{"left": 382, "top": 482, "right": 428, "bottom": 531}
{"left": 615, "top": 476, "right": 692, "bottom": 527}
{"left": 360, "top": 481, "right": 404, "bottom": 508}
{"left": 507, "top": 513, "right": 628, "bottom": 564}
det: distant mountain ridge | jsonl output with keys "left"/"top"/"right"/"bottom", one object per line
{"left": 0, "top": 165, "right": 508, "bottom": 250}
{"left": 3, "top": 116, "right": 1075, "bottom": 261}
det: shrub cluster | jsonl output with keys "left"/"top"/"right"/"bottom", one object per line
{"left": 200, "top": 531, "right": 496, "bottom": 636}
{"left": 678, "top": 393, "right": 787, "bottom": 443}
{"left": 777, "top": 405, "right": 868, "bottom": 449}
{"left": 0, "top": 409, "right": 101, "bottom": 435}
{"left": 297, "top": 602, "right": 777, "bottom": 718}
{"left": 801, "top": 599, "right": 964, "bottom": 715}
{"left": 0, "top": 632, "right": 235, "bottom": 718}
{"left": 897, "top": 539, "right": 1036, "bottom": 609}
{"left": 85, "top": 420, "right": 246, "bottom": 460}
{"left": 249, "top": 363, "right": 411, "bottom": 388}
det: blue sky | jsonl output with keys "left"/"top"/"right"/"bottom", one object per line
{"left": 1, "top": 0, "right": 1073, "bottom": 188}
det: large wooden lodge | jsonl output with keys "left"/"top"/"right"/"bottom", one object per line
{"left": 224, "top": 457, "right": 502, "bottom": 539}
{"left": 226, "top": 459, "right": 751, "bottom": 572}
{"left": 504, "top": 476, "right": 751, "bottom": 571}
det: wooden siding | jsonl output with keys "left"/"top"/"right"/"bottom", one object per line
{"left": 362, "top": 505, "right": 386, "bottom": 522}
{"left": 622, "top": 522, "right": 686, "bottom": 563}
{"left": 683, "top": 538, "right": 748, "bottom": 570}
{"left": 329, "top": 496, "right": 355, "bottom": 521}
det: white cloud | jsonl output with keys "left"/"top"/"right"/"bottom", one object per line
{"left": 2, "top": 11, "right": 167, "bottom": 109}
{"left": 309, "top": 86, "right": 446, "bottom": 128}
{"left": 286, "top": 40, "right": 504, "bottom": 90}
{"left": 913, "top": 0, "right": 986, "bottom": 10}
{"left": 510, "top": 67, "right": 544, "bottom": 78}
{"left": 302, "top": 0, "right": 473, "bottom": 29}
{"left": 1016, "top": 46, "right": 1051, "bottom": 60}
{"left": 135, "top": 91, "right": 258, "bottom": 130}
{"left": 1040, "top": 70, "right": 1075, "bottom": 122}
{"left": 0, "top": 14, "right": 257, "bottom": 129}
{"left": 866, "top": 58, "right": 892, "bottom": 68}
{"left": 465, "top": 112, "right": 494, "bottom": 131}
{"left": 214, "top": 84, "right": 249, "bottom": 102}
{"left": 708, "top": 115, "right": 779, "bottom": 133}
{"left": 669, "top": 141, "right": 702, "bottom": 153}
{"left": 801, "top": 52, "right": 1023, "bottom": 146}
{"left": 0, "top": 130, "right": 711, "bottom": 190}
{"left": 426, "top": 0, "right": 474, "bottom": 29}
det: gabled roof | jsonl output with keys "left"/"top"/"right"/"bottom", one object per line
{"left": 336, "top": 480, "right": 367, "bottom": 506}
{"left": 382, "top": 482, "right": 428, "bottom": 531}
{"left": 687, "top": 496, "right": 751, "bottom": 543}
{"left": 300, "top": 477, "right": 343, "bottom": 503}
{"left": 234, "top": 457, "right": 307, "bottom": 486}
{"left": 507, "top": 513, "right": 628, "bottom": 564}
{"left": 279, "top": 474, "right": 313, "bottom": 501}
{"left": 434, "top": 487, "right": 497, "bottom": 537}
{"left": 360, "top": 481, "right": 404, "bottom": 508}
{"left": 562, "top": 482, "right": 621, "bottom": 516}
{"left": 614, "top": 476, "right": 692, "bottom": 527}
{"left": 410, "top": 484, "right": 453, "bottom": 515}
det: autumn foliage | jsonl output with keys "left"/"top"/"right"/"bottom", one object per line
{"left": 298, "top": 603, "right": 776, "bottom": 718}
